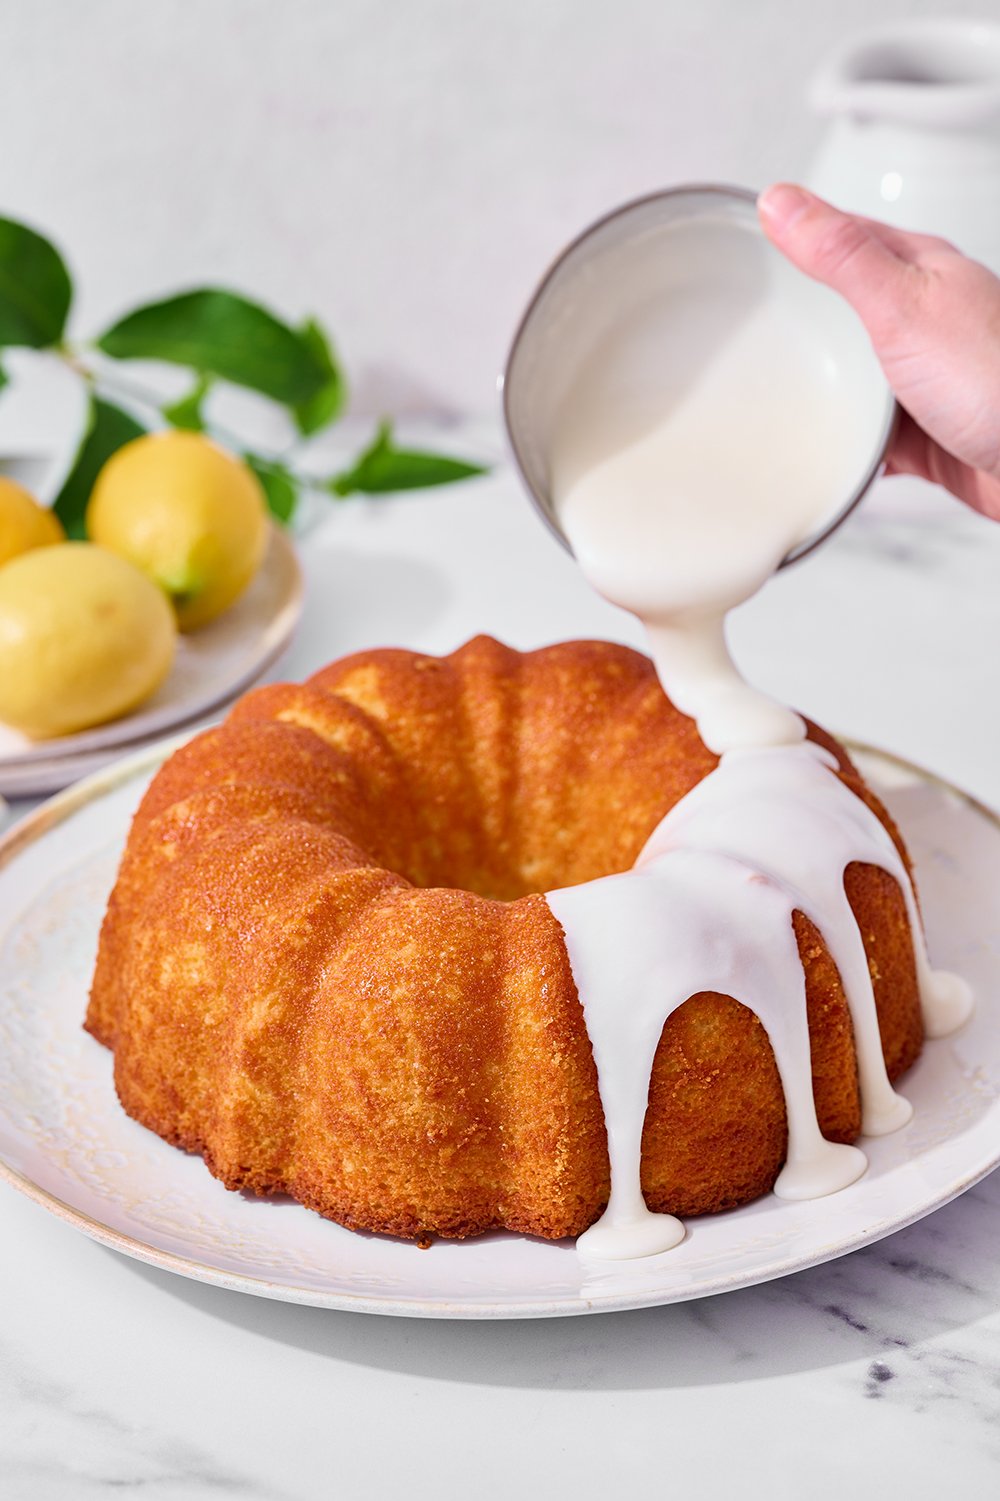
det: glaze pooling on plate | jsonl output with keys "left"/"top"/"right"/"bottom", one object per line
{"left": 547, "top": 741, "right": 973, "bottom": 1260}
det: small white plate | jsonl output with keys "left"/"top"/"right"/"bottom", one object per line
{"left": 0, "top": 527, "right": 302, "bottom": 796}
{"left": 0, "top": 741, "right": 996, "bottom": 1319}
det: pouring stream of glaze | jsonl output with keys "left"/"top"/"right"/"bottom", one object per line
{"left": 543, "top": 210, "right": 972, "bottom": 1260}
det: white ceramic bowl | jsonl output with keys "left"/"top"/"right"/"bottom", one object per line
{"left": 501, "top": 183, "right": 897, "bottom": 567}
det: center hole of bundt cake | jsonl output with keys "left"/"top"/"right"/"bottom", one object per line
{"left": 384, "top": 811, "right": 646, "bottom": 903}
{"left": 351, "top": 744, "right": 667, "bottom": 901}
{"left": 352, "top": 756, "right": 644, "bottom": 900}
{"left": 390, "top": 840, "right": 575, "bottom": 903}
{"left": 303, "top": 637, "right": 689, "bottom": 900}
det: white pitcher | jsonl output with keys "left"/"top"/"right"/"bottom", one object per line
{"left": 806, "top": 18, "right": 1000, "bottom": 272}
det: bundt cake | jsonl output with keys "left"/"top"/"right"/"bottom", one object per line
{"left": 85, "top": 635, "right": 950, "bottom": 1250}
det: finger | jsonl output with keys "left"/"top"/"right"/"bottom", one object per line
{"left": 853, "top": 216, "right": 956, "bottom": 262}
{"left": 889, "top": 411, "right": 1000, "bottom": 521}
{"left": 758, "top": 188, "right": 955, "bottom": 269}
{"left": 757, "top": 184, "right": 919, "bottom": 332}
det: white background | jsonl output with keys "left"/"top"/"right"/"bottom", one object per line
{"left": 0, "top": 0, "right": 979, "bottom": 417}
{"left": 3, "top": 5, "right": 1000, "bottom": 1497}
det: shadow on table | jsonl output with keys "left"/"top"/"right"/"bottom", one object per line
{"left": 113, "top": 1168, "right": 1000, "bottom": 1393}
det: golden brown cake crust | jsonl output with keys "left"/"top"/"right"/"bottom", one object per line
{"left": 87, "top": 635, "right": 923, "bottom": 1241}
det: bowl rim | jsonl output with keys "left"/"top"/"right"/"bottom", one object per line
{"left": 499, "top": 180, "right": 899, "bottom": 570}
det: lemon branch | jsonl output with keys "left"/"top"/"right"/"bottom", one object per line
{"left": 51, "top": 342, "right": 487, "bottom": 524}
{"left": 0, "top": 211, "right": 488, "bottom": 523}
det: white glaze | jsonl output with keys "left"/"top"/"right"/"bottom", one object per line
{"left": 548, "top": 743, "right": 973, "bottom": 1260}
{"left": 544, "top": 214, "right": 973, "bottom": 1261}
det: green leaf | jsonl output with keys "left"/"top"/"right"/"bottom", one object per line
{"left": 246, "top": 453, "right": 299, "bottom": 525}
{"left": 0, "top": 215, "right": 72, "bottom": 348}
{"left": 0, "top": 358, "right": 7, "bottom": 395}
{"left": 292, "top": 318, "right": 346, "bottom": 437}
{"left": 162, "top": 372, "right": 212, "bottom": 432}
{"left": 52, "top": 396, "right": 145, "bottom": 539}
{"left": 96, "top": 288, "right": 336, "bottom": 408}
{"left": 328, "top": 420, "right": 488, "bottom": 498}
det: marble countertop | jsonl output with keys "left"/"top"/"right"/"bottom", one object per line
{"left": 3, "top": 450, "right": 1000, "bottom": 1498}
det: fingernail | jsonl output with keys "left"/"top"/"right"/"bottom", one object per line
{"left": 758, "top": 183, "right": 812, "bottom": 232}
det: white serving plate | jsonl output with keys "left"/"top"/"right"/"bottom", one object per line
{"left": 0, "top": 740, "right": 997, "bottom": 1319}
{"left": 0, "top": 526, "right": 302, "bottom": 796}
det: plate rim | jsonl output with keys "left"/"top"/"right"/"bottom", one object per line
{"left": 0, "top": 735, "right": 997, "bottom": 1320}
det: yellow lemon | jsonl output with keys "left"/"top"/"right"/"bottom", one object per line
{"left": 0, "top": 542, "right": 177, "bottom": 739}
{"left": 0, "top": 477, "right": 64, "bottom": 567}
{"left": 86, "top": 431, "right": 269, "bottom": 631}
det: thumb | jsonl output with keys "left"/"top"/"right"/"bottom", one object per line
{"left": 758, "top": 184, "right": 913, "bottom": 336}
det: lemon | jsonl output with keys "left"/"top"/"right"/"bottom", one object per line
{"left": 0, "top": 543, "right": 177, "bottom": 739}
{"left": 86, "top": 431, "right": 269, "bottom": 631}
{"left": 0, "top": 477, "right": 64, "bottom": 567}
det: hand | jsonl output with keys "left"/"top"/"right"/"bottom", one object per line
{"left": 758, "top": 183, "right": 1000, "bottom": 522}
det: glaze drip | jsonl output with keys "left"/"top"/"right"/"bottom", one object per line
{"left": 547, "top": 741, "right": 973, "bottom": 1260}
